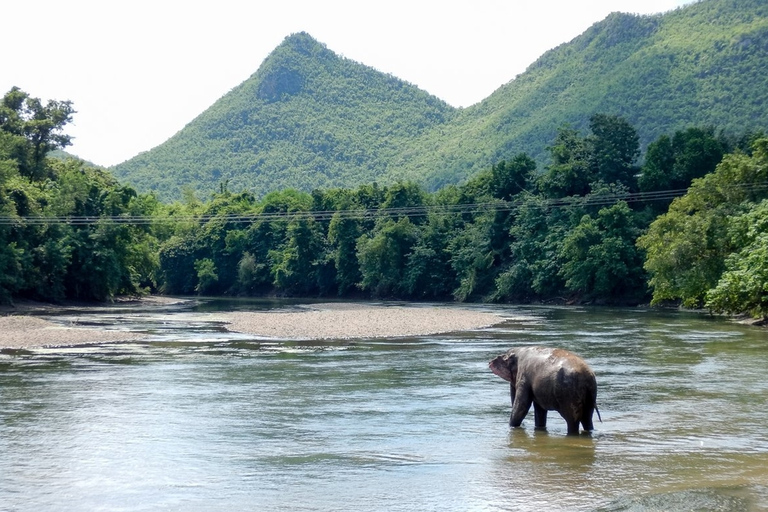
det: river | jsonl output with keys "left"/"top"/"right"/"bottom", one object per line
{"left": 1, "top": 300, "right": 767, "bottom": 511}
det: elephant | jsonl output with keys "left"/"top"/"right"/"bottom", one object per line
{"left": 489, "top": 346, "right": 601, "bottom": 435}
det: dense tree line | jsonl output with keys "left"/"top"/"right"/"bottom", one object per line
{"left": 3, "top": 88, "right": 768, "bottom": 320}
{"left": 0, "top": 87, "right": 158, "bottom": 302}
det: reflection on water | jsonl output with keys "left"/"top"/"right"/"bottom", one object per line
{"left": 1, "top": 301, "right": 767, "bottom": 511}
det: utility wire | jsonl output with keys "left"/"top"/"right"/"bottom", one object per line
{"left": 1, "top": 182, "right": 767, "bottom": 226}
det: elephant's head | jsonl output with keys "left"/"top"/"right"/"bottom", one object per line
{"left": 489, "top": 349, "right": 518, "bottom": 383}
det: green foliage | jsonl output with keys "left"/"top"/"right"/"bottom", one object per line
{"left": 194, "top": 258, "right": 218, "bottom": 294}
{"left": 588, "top": 114, "right": 640, "bottom": 188}
{"left": 0, "top": 88, "right": 157, "bottom": 303}
{"left": 4, "top": 85, "right": 766, "bottom": 319}
{"left": 559, "top": 202, "right": 647, "bottom": 300}
{"left": 327, "top": 213, "right": 362, "bottom": 295}
{"left": 539, "top": 115, "right": 640, "bottom": 198}
{"left": 356, "top": 217, "right": 418, "bottom": 297}
{"left": 638, "top": 138, "right": 768, "bottom": 308}
{"left": 270, "top": 217, "right": 324, "bottom": 295}
{"left": 449, "top": 204, "right": 515, "bottom": 302}
{"left": 539, "top": 127, "right": 593, "bottom": 198}
{"left": 705, "top": 198, "right": 768, "bottom": 319}
{"left": 496, "top": 196, "right": 572, "bottom": 300}
{"left": 158, "top": 235, "right": 198, "bottom": 294}
{"left": 639, "top": 127, "right": 728, "bottom": 193}
{"left": 403, "top": 212, "right": 457, "bottom": 299}
{"left": 1, "top": 87, "right": 75, "bottom": 180}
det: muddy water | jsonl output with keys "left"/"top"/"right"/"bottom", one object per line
{"left": 1, "top": 300, "right": 766, "bottom": 511}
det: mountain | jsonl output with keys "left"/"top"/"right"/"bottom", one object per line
{"left": 112, "top": 0, "right": 768, "bottom": 200}
{"left": 408, "top": 0, "right": 768, "bottom": 189}
{"left": 112, "top": 33, "right": 456, "bottom": 201}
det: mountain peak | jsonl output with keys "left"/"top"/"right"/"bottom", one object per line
{"left": 278, "top": 32, "right": 326, "bottom": 54}
{"left": 112, "top": 30, "right": 455, "bottom": 200}
{"left": 255, "top": 32, "right": 336, "bottom": 102}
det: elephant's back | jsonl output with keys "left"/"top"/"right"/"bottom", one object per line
{"left": 552, "top": 349, "right": 596, "bottom": 380}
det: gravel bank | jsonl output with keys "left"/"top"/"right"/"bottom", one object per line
{"left": 224, "top": 303, "right": 503, "bottom": 340}
{"left": 0, "top": 316, "right": 142, "bottom": 350}
{"left": 0, "top": 300, "right": 505, "bottom": 349}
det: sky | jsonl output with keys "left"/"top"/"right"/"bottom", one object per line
{"left": 3, "top": 0, "right": 694, "bottom": 167}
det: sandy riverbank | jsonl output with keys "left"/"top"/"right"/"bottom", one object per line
{"left": 224, "top": 302, "right": 504, "bottom": 340}
{"left": 0, "top": 315, "right": 143, "bottom": 350}
{"left": 0, "top": 299, "right": 505, "bottom": 350}
{"left": 0, "top": 296, "right": 182, "bottom": 350}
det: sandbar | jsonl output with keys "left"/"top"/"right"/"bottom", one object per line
{"left": 224, "top": 302, "right": 504, "bottom": 340}
{"left": 0, "top": 315, "right": 142, "bottom": 350}
{"left": 0, "top": 300, "right": 506, "bottom": 350}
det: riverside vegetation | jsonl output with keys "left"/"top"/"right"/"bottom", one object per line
{"left": 2, "top": 86, "right": 768, "bottom": 320}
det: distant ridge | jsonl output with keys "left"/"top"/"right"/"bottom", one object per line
{"left": 112, "top": 0, "right": 768, "bottom": 200}
{"left": 401, "top": 0, "right": 768, "bottom": 189}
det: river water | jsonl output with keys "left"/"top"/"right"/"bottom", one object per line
{"left": 1, "top": 300, "right": 767, "bottom": 511}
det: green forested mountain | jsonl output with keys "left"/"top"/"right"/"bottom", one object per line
{"left": 413, "top": 0, "right": 768, "bottom": 189}
{"left": 112, "top": 33, "right": 456, "bottom": 201}
{"left": 113, "top": 0, "right": 768, "bottom": 200}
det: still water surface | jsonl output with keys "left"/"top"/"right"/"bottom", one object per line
{"left": 1, "top": 300, "right": 767, "bottom": 511}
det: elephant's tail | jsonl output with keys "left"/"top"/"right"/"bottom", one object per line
{"left": 595, "top": 404, "right": 602, "bottom": 423}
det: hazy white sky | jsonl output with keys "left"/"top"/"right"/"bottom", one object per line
{"left": 3, "top": 0, "right": 694, "bottom": 167}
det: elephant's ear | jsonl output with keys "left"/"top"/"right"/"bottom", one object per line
{"left": 489, "top": 355, "right": 513, "bottom": 382}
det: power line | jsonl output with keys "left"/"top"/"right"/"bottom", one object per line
{"left": 1, "top": 182, "right": 767, "bottom": 226}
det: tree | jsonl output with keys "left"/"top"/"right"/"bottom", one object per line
{"left": 236, "top": 252, "right": 263, "bottom": 294}
{"left": 638, "top": 134, "right": 675, "bottom": 192}
{"left": 379, "top": 181, "right": 427, "bottom": 224}
{"left": 194, "top": 258, "right": 218, "bottom": 294}
{"left": 403, "top": 212, "right": 456, "bottom": 299}
{"left": 271, "top": 216, "right": 324, "bottom": 295}
{"left": 327, "top": 212, "right": 362, "bottom": 295}
{"left": 357, "top": 217, "right": 418, "bottom": 297}
{"left": 449, "top": 202, "right": 513, "bottom": 302}
{"left": 638, "top": 127, "right": 727, "bottom": 193}
{"left": 495, "top": 196, "right": 573, "bottom": 300}
{"left": 559, "top": 202, "right": 647, "bottom": 301}
{"left": 490, "top": 153, "right": 536, "bottom": 200}
{"left": 587, "top": 113, "right": 639, "bottom": 189}
{"left": 539, "top": 115, "right": 640, "bottom": 198}
{"left": 638, "top": 138, "right": 768, "bottom": 307}
{"left": 538, "top": 126, "right": 593, "bottom": 198}
{"left": 706, "top": 199, "right": 768, "bottom": 319}
{"left": 1, "top": 87, "right": 75, "bottom": 180}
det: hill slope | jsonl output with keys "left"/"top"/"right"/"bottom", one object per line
{"left": 112, "top": 33, "right": 456, "bottom": 200}
{"left": 113, "top": 0, "right": 768, "bottom": 200}
{"left": 406, "top": 0, "right": 768, "bottom": 189}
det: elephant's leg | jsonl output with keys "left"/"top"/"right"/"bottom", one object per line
{"left": 581, "top": 407, "right": 595, "bottom": 432}
{"left": 533, "top": 401, "right": 547, "bottom": 429}
{"left": 558, "top": 404, "right": 582, "bottom": 435}
{"left": 565, "top": 419, "right": 581, "bottom": 435}
{"left": 510, "top": 387, "right": 533, "bottom": 427}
